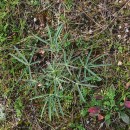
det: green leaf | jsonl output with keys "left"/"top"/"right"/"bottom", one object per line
{"left": 48, "top": 97, "right": 52, "bottom": 121}
{"left": 80, "top": 109, "right": 87, "bottom": 117}
{"left": 14, "top": 98, "right": 24, "bottom": 118}
{"left": 14, "top": 46, "right": 28, "bottom": 63}
{"left": 10, "top": 54, "right": 29, "bottom": 66}
{"left": 33, "top": 34, "right": 49, "bottom": 44}
{"left": 89, "top": 54, "right": 107, "bottom": 64}
{"left": 47, "top": 25, "right": 53, "bottom": 44}
{"left": 54, "top": 24, "right": 63, "bottom": 43}
{"left": 86, "top": 68, "right": 102, "bottom": 81}
{"left": 0, "top": 105, "right": 6, "bottom": 121}
{"left": 76, "top": 84, "right": 86, "bottom": 102}
{"left": 57, "top": 98, "right": 64, "bottom": 116}
{"left": 105, "top": 114, "right": 111, "bottom": 125}
{"left": 40, "top": 99, "right": 48, "bottom": 118}
{"left": 105, "top": 114, "right": 110, "bottom": 121}
{"left": 120, "top": 113, "right": 130, "bottom": 124}
{"left": 86, "top": 49, "right": 92, "bottom": 64}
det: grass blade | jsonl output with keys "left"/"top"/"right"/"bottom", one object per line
{"left": 89, "top": 54, "right": 107, "bottom": 64}
{"left": 10, "top": 53, "right": 29, "bottom": 66}
{"left": 41, "top": 98, "right": 48, "bottom": 118}
{"left": 47, "top": 25, "right": 53, "bottom": 44}
{"left": 57, "top": 98, "right": 64, "bottom": 116}
{"left": 89, "top": 64, "right": 111, "bottom": 68}
{"left": 33, "top": 34, "right": 49, "bottom": 44}
{"left": 86, "top": 68, "right": 102, "bottom": 81}
{"left": 53, "top": 98, "right": 59, "bottom": 118}
{"left": 76, "top": 84, "right": 86, "bottom": 102}
{"left": 54, "top": 24, "right": 63, "bottom": 43}
{"left": 14, "top": 46, "right": 28, "bottom": 63}
{"left": 86, "top": 49, "right": 92, "bottom": 64}
{"left": 48, "top": 96, "right": 52, "bottom": 121}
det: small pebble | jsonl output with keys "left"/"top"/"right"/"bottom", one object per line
{"left": 125, "top": 28, "right": 129, "bottom": 33}
{"left": 118, "top": 35, "right": 121, "bottom": 39}
{"left": 34, "top": 18, "right": 37, "bottom": 22}
{"left": 118, "top": 61, "right": 122, "bottom": 66}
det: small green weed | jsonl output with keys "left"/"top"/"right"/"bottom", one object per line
{"left": 1, "top": 0, "right": 130, "bottom": 129}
